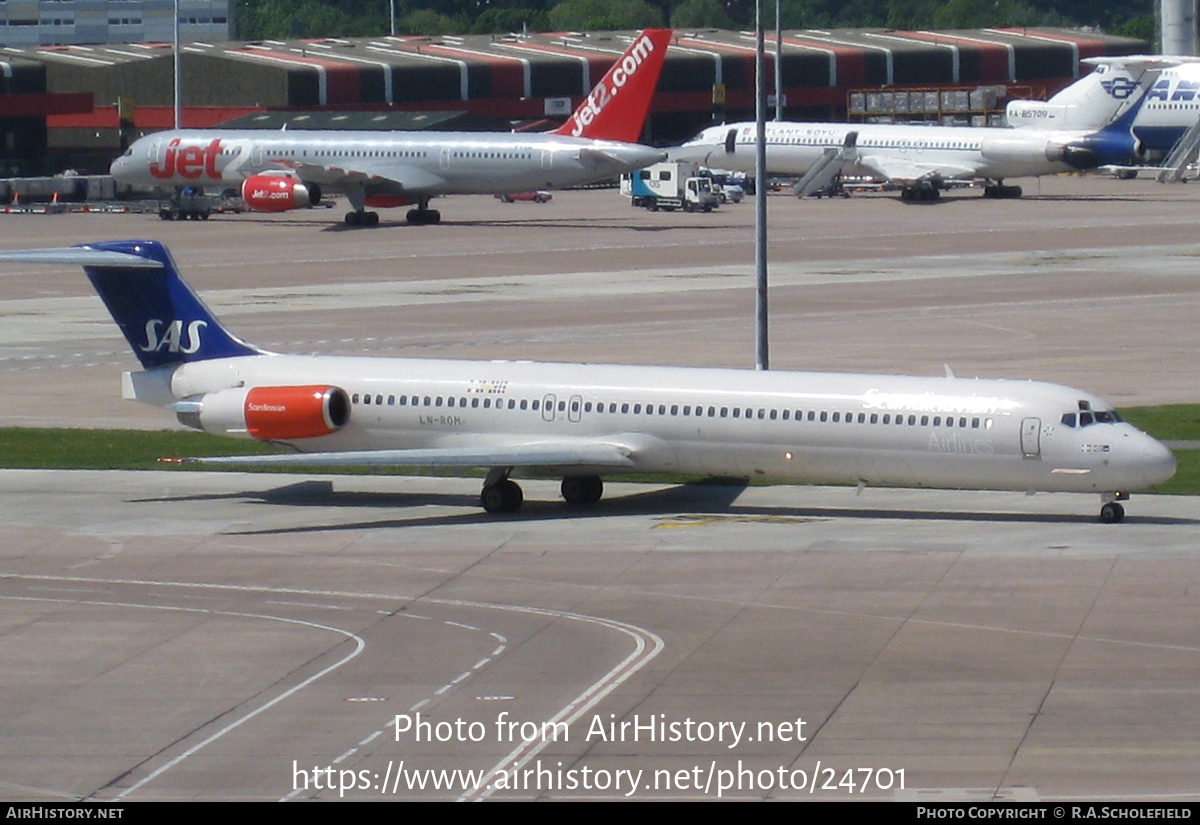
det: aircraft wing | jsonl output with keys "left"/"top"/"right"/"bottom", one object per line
{"left": 857, "top": 155, "right": 979, "bottom": 184}
{"left": 272, "top": 158, "right": 448, "bottom": 193}
{"left": 190, "top": 439, "right": 637, "bottom": 471}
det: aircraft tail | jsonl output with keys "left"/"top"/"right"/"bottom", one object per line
{"left": 0, "top": 240, "right": 265, "bottom": 369}
{"left": 1007, "top": 56, "right": 1174, "bottom": 132}
{"left": 551, "top": 29, "right": 671, "bottom": 144}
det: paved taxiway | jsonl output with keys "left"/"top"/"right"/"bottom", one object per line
{"left": 0, "top": 177, "right": 1198, "bottom": 800}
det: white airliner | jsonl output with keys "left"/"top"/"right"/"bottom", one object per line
{"left": 670, "top": 57, "right": 1163, "bottom": 201}
{"left": 109, "top": 30, "right": 671, "bottom": 227}
{"left": 0, "top": 241, "right": 1175, "bottom": 523}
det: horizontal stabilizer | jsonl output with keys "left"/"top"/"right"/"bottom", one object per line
{"left": 0, "top": 246, "right": 163, "bottom": 268}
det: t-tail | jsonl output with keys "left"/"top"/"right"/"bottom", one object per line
{"left": 1007, "top": 56, "right": 1175, "bottom": 133}
{"left": 0, "top": 240, "right": 264, "bottom": 369}
{"left": 550, "top": 29, "right": 671, "bottom": 144}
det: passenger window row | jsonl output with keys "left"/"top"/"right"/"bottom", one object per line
{"left": 348, "top": 392, "right": 993, "bottom": 429}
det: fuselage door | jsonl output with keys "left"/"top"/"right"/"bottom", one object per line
{"left": 568, "top": 395, "right": 583, "bottom": 423}
{"left": 541, "top": 149, "right": 553, "bottom": 170}
{"left": 250, "top": 144, "right": 263, "bottom": 169}
{"left": 1020, "top": 417, "right": 1041, "bottom": 458}
{"left": 542, "top": 393, "right": 557, "bottom": 422}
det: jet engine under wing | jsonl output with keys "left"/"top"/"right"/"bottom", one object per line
{"left": 191, "top": 439, "right": 637, "bottom": 471}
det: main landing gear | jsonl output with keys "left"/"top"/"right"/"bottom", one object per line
{"left": 479, "top": 471, "right": 605, "bottom": 513}
{"left": 900, "top": 186, "right": 940, "bottom": 202}
{"left": 344, "top": 210, "right": 379, "bottom": 226}
{"left": 1099, "top": 491, "right": 1129, "bottom": 524}
{"left": 982, "top": 183, "right": 1022, "bottom": 199}
{"left": 405, "top": 207, "right": 441, "bottom": 225}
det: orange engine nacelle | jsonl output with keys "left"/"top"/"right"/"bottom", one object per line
{"left": 241, "top": 176, "right": 322, "bottom": 212}
{"left": 186, "top": 385, "right": 350, "bottom": 441}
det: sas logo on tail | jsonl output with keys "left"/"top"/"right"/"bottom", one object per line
{"left": 140, "top": 319, "right": 207, "bottom": 354}
{"left": 1100, "top": 77, "right": 1140, "bottom": 99}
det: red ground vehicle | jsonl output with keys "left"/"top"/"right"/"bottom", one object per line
{"left": 495, "top": 191, "right": 552, "bottom": 204}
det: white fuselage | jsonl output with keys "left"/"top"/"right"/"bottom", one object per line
{"left": 671, "top": 121, "right": 1088, "bottom": 183}
{"left": 110, "top": 129, "right": 665, "bottom": 196}
{"left": 158, "top": 354, "right": 1175, "bottom": 495}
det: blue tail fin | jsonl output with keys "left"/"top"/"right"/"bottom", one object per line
{"left": 75, "top": 240, "right": 264, "bottom": 369}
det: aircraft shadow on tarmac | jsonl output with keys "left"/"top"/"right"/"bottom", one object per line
{"left": 319, "top": 217, "right": 746, "bottom": 233}
{"left": 131, "top": 479, "right": 1199, "bottom": 534}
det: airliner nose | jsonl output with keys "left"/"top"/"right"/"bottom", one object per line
{"left": 1141, "top": 437, "right": 1177, "bottom": 487}
{"left": 109, "top": 154, "right": 130, "bottom": 181}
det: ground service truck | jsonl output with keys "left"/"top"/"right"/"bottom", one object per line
{"left": 622, "top": 162, "right": 720, "bottom": 212}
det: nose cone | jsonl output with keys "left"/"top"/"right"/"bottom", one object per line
{"left": 109, "top": 153, "right": 132, "bottom": 182}
{"left": 668, "top": 140, "right": 711, "bottom": 166}
{"left": 1140, "top": 436, "right": 1177, "bottom": 487}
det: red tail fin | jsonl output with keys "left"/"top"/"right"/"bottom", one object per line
{"left": 552, "top": 29, "right": 671, "bottom": 143}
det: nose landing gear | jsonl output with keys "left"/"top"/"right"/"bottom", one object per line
{"left": 1099, "top": 491, "right": 1129, "bottom": 523}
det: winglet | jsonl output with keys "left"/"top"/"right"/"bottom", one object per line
{"left": 551, "top": 29, "right": 672, "bottom": 144}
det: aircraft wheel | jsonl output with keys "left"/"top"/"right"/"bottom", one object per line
{"left": 1004, "top": 185, "right": 1022, "bottom": 198}
{"left": 900, "top": 188, "right": 914, "bottom": 202}
{"left": 481, "top": 479, "right": 523, "bottom": 514}
{"left": 983, "top": 185, "right": 997, "bottom": 199}
{"left": 1100, "top": 502, "right": 1125, "bottom": 524}
{"left": 345, "top": 211, "right": 361, "bottom": 226}
{"left": 561, "top": 475, "right": 603, "bottom": 506}
{"left": 427, "top": 210, "right": 441, "bottom": 224}
{"left": 366, "top": 211, "right": 379, "bottom": 226}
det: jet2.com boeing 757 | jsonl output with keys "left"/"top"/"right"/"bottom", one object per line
{"left": 110, "top": 30, "right": 671, "bottom": 227}
{"left": 0, "top": 241, "right": 1175, "bottom": 522}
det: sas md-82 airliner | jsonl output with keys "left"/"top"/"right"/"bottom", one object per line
{"left": 0, "top": 240, "right": 1175, "bottom": 523}
{"left": 109, "top": 30, "right": 671, "bottom": 227}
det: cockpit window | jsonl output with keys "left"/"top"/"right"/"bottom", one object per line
{"left": 1062, "top": 409, "right": 1122, "bottom": 428}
